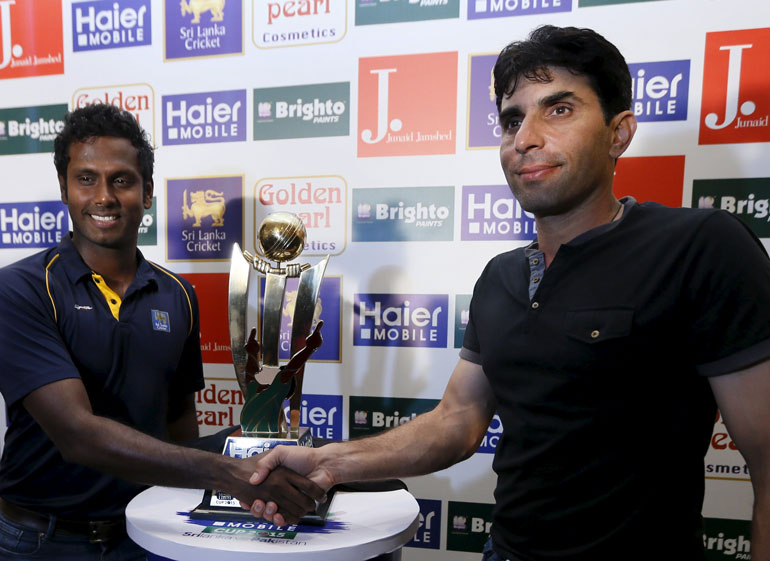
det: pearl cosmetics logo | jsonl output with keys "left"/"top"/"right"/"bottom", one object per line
{"left": 467, "top": 54, "right": 499, "bottom": 149}
{"left": 354, "top": 293, "right": 448, "bottom": 348}
{"left": 349, "top": 396, "right": 439, "bottom": 437}
{"left": 406, "top": 499, "right": 441, "bottom": 550}
{"left": 699, "top": 28, "right": 770, "bottom": 145}
{"left": 461, "top": 185, "right": 536, "bottom": 241}
{"left": 166, "top": 175, "right": 244, "bottom": 261}
{"left": 255, "top": 175, "right": 347, "bottom": 256}
{"left": 162, "top": 89, "right": 246, "bottom": 146}
{"left": 358, "top": 52, "right": 457, "bottom": 157}
{"left": 253, "top": 82, "right": 350, "bottom": 140}
{"left": 0, "top": 104, "right": 66, "bottom": 155}
{"left": 253, "top": 0, "right": 346, "bottom": 48}
{"left": 0, "top": 201, "right": 67, "bottom": 248}
{"left": 628, "top": 60, "right": 690, "bottom": 122}
{"left": 73, "top": 84, "right": 155, "bottom": 144}
{"left": 352, "top": 186, "right": 454, "bottom": 242}
{"left": 468, "top": 0, "right": 570, "bottom": 20}
{"left": 0, "top": 0, "right": 64, "bottom": 79}
{"left": 704, "top": 410, "right": 749, "bottom": 483}
{"left": 692, "top": 177, "right": 770, "bottom": 238}
{"left": 72, "top": 0, "right": 151, "bottom": 51}
{"left": 164, "top": 0, "right": 243, "bottom": 60}
{"left": 356, "top": 0, "right": 459, "bottom": 26}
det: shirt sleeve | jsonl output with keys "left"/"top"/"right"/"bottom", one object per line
{"left": 168, "top": 278, "right": 205, "bottom": 398}
{"left": 0, "top": 267, "right": 81, "bottom": 406}
{"left": 683, "top": 211, "right": 770, "bottom": 376}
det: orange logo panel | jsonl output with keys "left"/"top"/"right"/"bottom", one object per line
{"left": 699, "top": 28, "right": 770, "bottom": 145}
{"left": 182, "top": 273, "right": 232, "bottom": 365}
{"left": 0, "top": 0, "right": 64, "bottom": 80}
{"left": 614, "top": 155, "right": 685, "bottom": 208}
{"left": 358, "top": 52, "right": 457, "bottom": 157}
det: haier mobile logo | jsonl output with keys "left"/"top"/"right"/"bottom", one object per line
{"left": 162, "top": 89, "right": 246, "bottom": 145}
{"left": 461, "top": 185, "right": 536, "bottom": 241}
{"left": 72, "top": 0, "right": 151, "bottom": 51}
{"left": 356, "top": 0, "right": 459, "bottom": 26}
{"left": 467, "top": 54, "right": 499, "bottom": 149}
{"left": 166, "top": 175, "right": 244, "bottom": 261}
{"left": 352, "top": 186, "right": 454, "bottom": 242}
{"left": 358, "top": 52, "right": 457, "bottom": 157}
{"left": 468, "top": 0, "right": 570, "bottom": 20}
{"left": 349, "top": 396, "right": 439, "bottom": 437}
{"left": 354, "top": 293, "right": 448, "bottom": 348}
{"left": 406, "top": 498, "right": 441, "bottom": 550}
{"left": 0, "top": 0, "right": 64, "bottom": 79}
{"left": 446, "top": 501, "right": 493, "bottom": 553}
{"left": 477, "top": 413, "right": 502, "bottom": 454}
{"left": 73, "top": 84, "right": 155, "bottom": 143}
{"left": 693, "top": 177, "right": 770, "bottom": 238}
{"left": 0, "top": 104, "right": 66, "bottom": 155}
{"left": 164, "top": 0, "right": 243, "bottom": 60}
{"left": 628, "top": 60, "right": 689, "bottom": 122}
{"left": 703, "top": 518, "right": 751, "bottom": 560}
{"left": 253, "top": 82, "right": 349, "bottom": 140}
{"left": 256, "top": 175, "right": 347, "bottom": 256}
{"left": 700, "top": 28, "right": 770, "bottom": 145}
{"left": 253, "top": 0, "right": 346, "bottom": 48}
{"left": 284, "top": 394, "right": 342, "bottom": 441}
{"left": 0, "top": 201, "right": 67, "bottom": 248}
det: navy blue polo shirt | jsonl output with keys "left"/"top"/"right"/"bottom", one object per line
{"left": 462, "top": 201, "right": 770, "bottom": 560}
{"left": 0, "top": 235, "right": 204, "bottom": 518}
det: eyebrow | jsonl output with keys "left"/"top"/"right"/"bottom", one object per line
{"left": 499, "top": 89, "right": 579, "bottom": 121}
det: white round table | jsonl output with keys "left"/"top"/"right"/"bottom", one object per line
{"left": 126, "top": 486, "right": 420, "bottom": 561}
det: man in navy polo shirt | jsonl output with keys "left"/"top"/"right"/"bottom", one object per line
{"left": 0, "top": 104, "right": 323, "bottom": 560}
{"left": 247, "top": 26, "right": 770, "bottom": 560}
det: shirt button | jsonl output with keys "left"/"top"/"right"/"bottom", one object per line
{"left": 532, "top": 258, "right": 540, "bottom": 265}
{"left": 531, "top": 302, "right": 539, "bottom": 309}
{"left": 591, "top": 330, "right": 600, "bottom": 339}
{"left": 110, "top": 299, "right": 117, "bottom": 305}
{"left": 533, "top": 277, "right": 540, "bottom": 283}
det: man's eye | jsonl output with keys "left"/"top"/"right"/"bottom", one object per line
{"left": 503, "top": 119, "right": 521, "bottom": 131}
{"left": 552, "top": 105, "right": 571, "bottom": 116}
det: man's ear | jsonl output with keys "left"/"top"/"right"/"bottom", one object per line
{"left": 143, "top": 180, "right": 154, "bottom": 209}
{"left": 58, "top": 175, "right": 68, "bottom": 204}
{"left": 609, "top": 110, "right": 637, "bottom": 160}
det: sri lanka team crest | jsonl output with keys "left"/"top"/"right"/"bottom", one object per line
{"left": 166, "top": 175, "right": 244, "bottom": 261}
{"left": 164, "top": 0, "right": 243, "bottom": 60}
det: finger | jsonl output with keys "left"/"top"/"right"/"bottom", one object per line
{"left": 285, "top": 472, "right": 327, "bottom": 501}
{"left": 250, "top": 500, "right": 266, "bottom": 518}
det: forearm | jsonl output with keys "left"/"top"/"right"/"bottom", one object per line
{"left": 751, "top": 475, "right": 769, "bottom": 560}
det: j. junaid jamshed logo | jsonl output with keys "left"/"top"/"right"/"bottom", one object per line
{"left": 0, "top": 0, "right": 64, "bottom": 79}
{"left": 699, "top": 28, "right": 770, "bottom": 144}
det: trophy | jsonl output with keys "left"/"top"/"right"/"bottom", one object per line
{"left": 191, "top": 212, "right": 330, "bottom": 522}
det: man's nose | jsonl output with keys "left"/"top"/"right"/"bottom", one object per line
{"left": 515, "top": 116, "right": 544, "bottom": 154}
{"left": 94, "top": 179, "right": 117, "bottom": 205}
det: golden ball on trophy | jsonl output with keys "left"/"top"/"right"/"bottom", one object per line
{"left": 257, "top": 212, "right": 306, "bottom": 263}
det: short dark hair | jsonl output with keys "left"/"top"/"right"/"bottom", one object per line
{"left": 493, "top": 25, "right": 632, "bottom": 123}
{"left": 54, "top": 104, "right": 154, "bottom": 186}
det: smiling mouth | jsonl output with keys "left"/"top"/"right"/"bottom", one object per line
{"left": 89, "top": 214, "right": 119, "bottom": 223}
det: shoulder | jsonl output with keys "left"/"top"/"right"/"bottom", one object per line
{"left": 0, "top": 248, "right": 60, "bottom": 297}
{"left": 146, "top": 261, "right": 196, "bottom": 297}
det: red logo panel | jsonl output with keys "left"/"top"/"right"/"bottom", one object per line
{"left": 0, "top": 0, "right": 64, "bottom": 80}
{"left": 614, "top": 155, "right": 685, "bottom": 208}
{"left": 182, "top": 273, "right": 231, "bottom": 364}
{"left": 699, "top": 28, "right": 770, "bottom": 145}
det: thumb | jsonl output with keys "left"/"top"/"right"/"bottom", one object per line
{"left": 248, "top": 449, "right": 282, "bottom": 485}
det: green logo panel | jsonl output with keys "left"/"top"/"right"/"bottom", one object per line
{"left": 703, "top": 518, "right": 751, "bottom": 560}
{"left": 253, "top": 82, "right": 349, "bottom": 140}
{"left": 0, "top": 104, "right": 67, "bottom": 155}
{"left": 692, "top": 177, "right": 770, "bottom": 238}
{"left": 446, "top": 501, "right": 494, "bottom": 553}
{"left": 454, "top": 294, "right": 471, "bottom": 349}
{"left": 138, "top": 198, "right": 157, "bottom": 246}
{"left": 349, "top": 396, "right": 438, "bottom": 437}
{"left": 356, "top": 0, "right": 460, "bottom": 25}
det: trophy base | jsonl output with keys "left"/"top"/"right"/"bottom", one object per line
{"left": 190, "top": 427, "right": 329, "bottom": 525}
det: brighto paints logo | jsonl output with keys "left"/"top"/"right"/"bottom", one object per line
{"left": 162, "top": 89, "right": 246, "bottom": 145}
{"left": 0, "top": 201, "right": 68, "bottom": 248}
{"left": 72, "top": 0, "right": 151, "bottom": 51}
{"left": 693, "top": 177, "right": 770, "bottom": 238}
{"left": 0, "top": 104, "right": 67, "bottom": 155}
{"left": 628, "top": 60, "right": 690, "bottom": 122}
{"left": 349, "top": 396, "right": 439, "bottom": 437}
{"left": 354, "top": 293, "right": 448, "bottom": 347}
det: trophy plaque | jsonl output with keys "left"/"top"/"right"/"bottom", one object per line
{"left": 191, "top": 212, "right": 331, "bottom": 523}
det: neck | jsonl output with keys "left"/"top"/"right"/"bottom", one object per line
{"left": 72, "top": 238, "right": 138, "bottom": 298}
{"left": 535, "top": 195, "right": 622, "bottom": 268}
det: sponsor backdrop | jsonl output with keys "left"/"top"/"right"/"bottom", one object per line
{"left": 0, "top": 1, "right": 767, "bottom": 558}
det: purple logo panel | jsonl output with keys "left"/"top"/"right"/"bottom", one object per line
{"left": 468, "top": 54, "right": 499, "bottom": 148}
{"left": 354, "top": 293, "right": 448, "bottom": 348}
{"left": 461, "top": 185, "right": 536, "bottom": 241}
{"left": 468, "top": 0, "right": 571, "bottom": 20}
{"left": 629, "top": 60, "right": 690, "bottom": 122}
{"left": 164, "top": 0, "right": 243, "bottom": 59}
{"left": 162, "top": 90, "right": 246, "bottom": 146}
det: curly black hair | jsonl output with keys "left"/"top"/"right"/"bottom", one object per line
{"left": 493, "top": 25, "right": 632, "bottom": 124}
{"left": 54, "top": 104, "right": 154, "bottom": 188}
